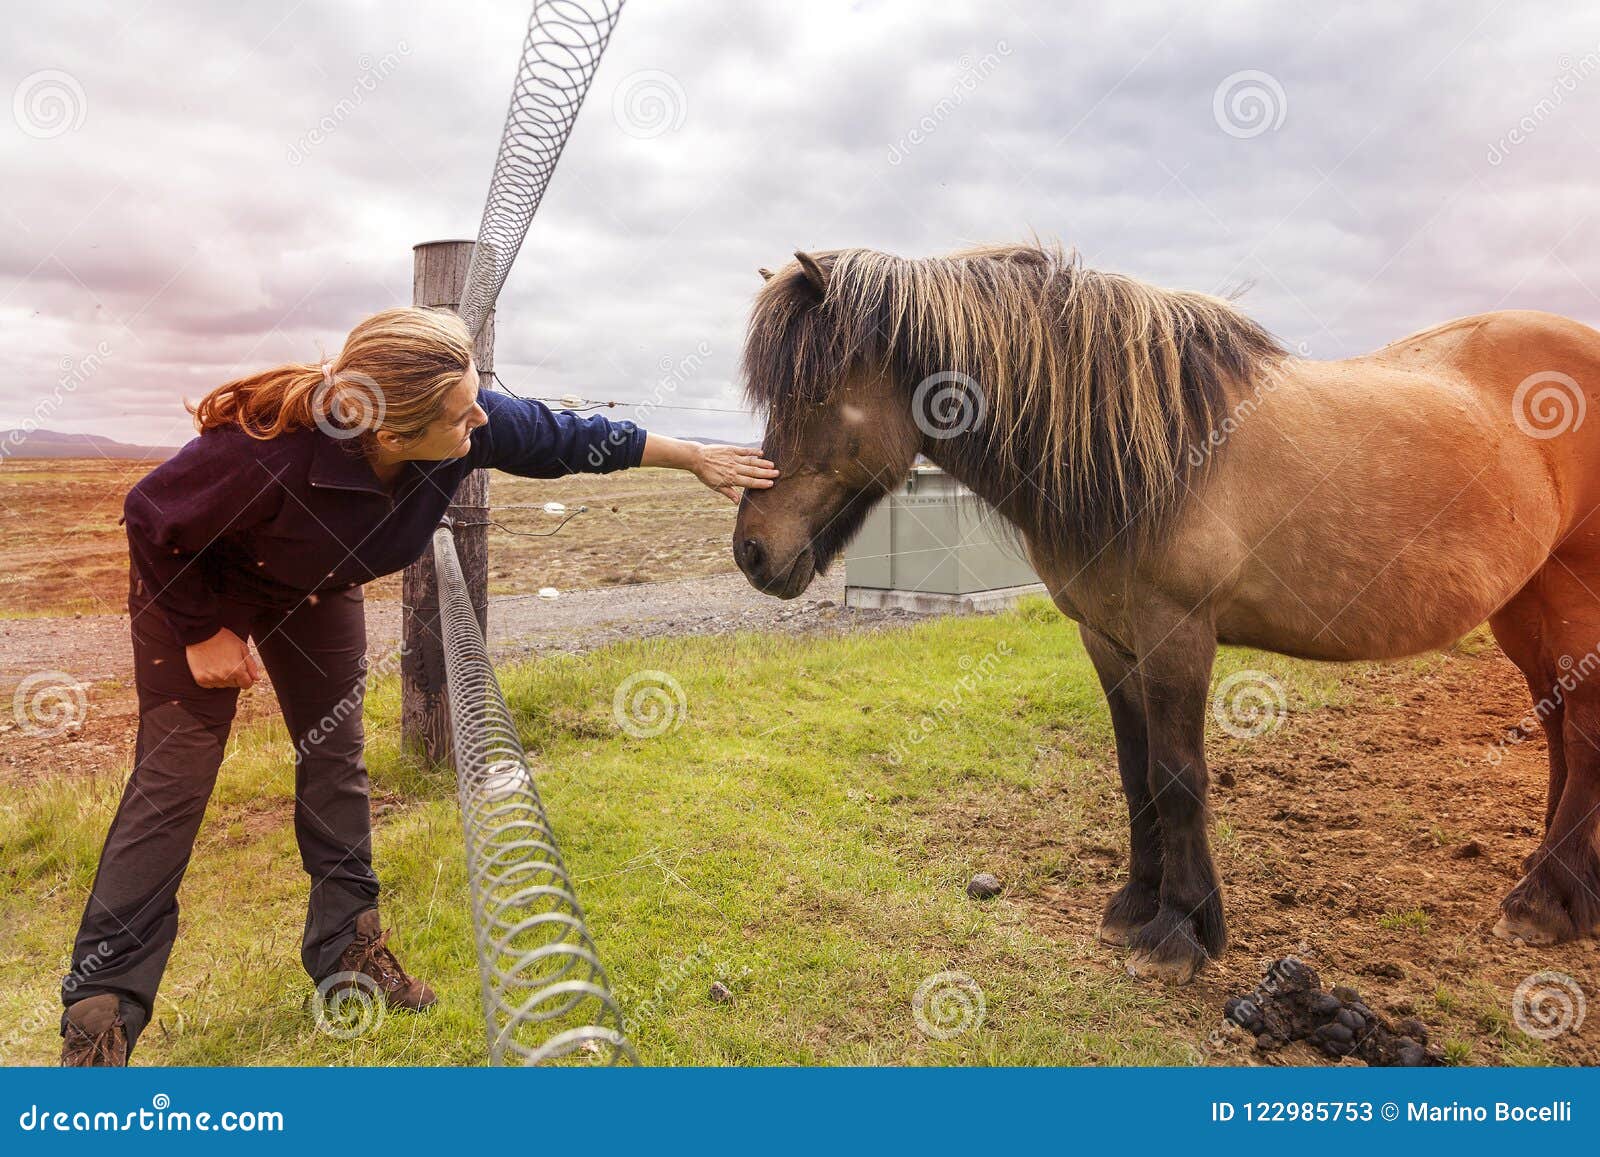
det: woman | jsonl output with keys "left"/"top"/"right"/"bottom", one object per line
{"left": 58, "top": 306, "right": 777, "bottom": 1066}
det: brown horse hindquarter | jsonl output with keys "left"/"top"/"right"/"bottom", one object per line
{"left": 1185, "top": 315, "right": 1586, "bottom": 661}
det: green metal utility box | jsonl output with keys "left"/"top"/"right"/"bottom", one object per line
{"left": 844, "top": 466, "right": 1041, "bottom": 612}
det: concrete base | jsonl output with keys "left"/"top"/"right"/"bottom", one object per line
{"left": 844, "top": 582, "right": 1047, "bottom": 616}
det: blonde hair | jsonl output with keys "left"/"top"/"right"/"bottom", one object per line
{"left": 744, "top": 242, "right": 1285, "bottom": 552}
{"left": 189, "top": 307, "right": 474, "bottom": 442}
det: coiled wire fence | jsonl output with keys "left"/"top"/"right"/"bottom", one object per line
{"left": 438, "top": 0, "right": 634, "bottom": 1065}
{"left": 458, "top": 0, "right": 628, "bottom": 338}
{"left": 435, "top": 526, "right": 635, "bottom": 1065}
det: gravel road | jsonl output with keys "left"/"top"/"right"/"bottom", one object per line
{"left": 0, "top": 568, "right": 909, "bottom": 691}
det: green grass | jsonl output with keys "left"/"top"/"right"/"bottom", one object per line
{"left": 0, "top": 597, "right": 1353, "bottom": 1066}
{"left": 1378, "top": 908, "right": 1433, "bottom": 934}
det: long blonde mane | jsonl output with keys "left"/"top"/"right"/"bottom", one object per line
{"left": 742, "top": 242, "right": 1285, "bottom": 552}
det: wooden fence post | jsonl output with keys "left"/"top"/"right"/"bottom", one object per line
{"left": 401, "top": 239, "right": 494, "bottom": 764}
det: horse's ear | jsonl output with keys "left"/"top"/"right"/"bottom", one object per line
{"left": 758, "top": 267, "right": 774, "bottom": 282}
{"left": 794, "top": 250, "right": 829, "bottom": 297}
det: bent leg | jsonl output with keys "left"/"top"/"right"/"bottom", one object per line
{"left": 253, "top": 586, "right": 380, "bottom": 981}
{"left": 61, "top": 572, "right": 241, "bottom": 1052}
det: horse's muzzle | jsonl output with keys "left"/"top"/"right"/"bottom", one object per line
{"left": 736, "top": 537, "right": 814, "bottom": 600}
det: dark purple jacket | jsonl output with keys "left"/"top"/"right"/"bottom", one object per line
{"left": 121, "top": 389, "right": 646, "bottom": 646}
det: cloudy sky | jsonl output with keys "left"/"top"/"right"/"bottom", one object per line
{"left": 4, "top": 0, "right": 1600, "bottom": 448}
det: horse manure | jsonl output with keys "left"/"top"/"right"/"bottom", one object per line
{"left": 1358, "top": 960, "right": 1405, "bottom": 980}
{"left": 1223, "top": 957, "right": 1442, "bottom": 1066}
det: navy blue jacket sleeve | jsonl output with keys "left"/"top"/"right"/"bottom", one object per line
{"left": 121, "top": 427, "right": 288, "bottom": 647}
{"left": 462, "top": 389, "right": 647, "bottom": 477}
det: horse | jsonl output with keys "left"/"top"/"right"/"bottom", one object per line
{"left": 732, "top": 241, "right": 1600, "bottom": 984}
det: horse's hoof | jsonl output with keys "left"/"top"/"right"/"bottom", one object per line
{"left": 1492, "top": 913, "right": 1560, "bottom": 946}
{"left": 1097, "top": 920, "right": 1139, "bottom": 947}
{"left": 1126, "top": 949, "right": 1201, "bottom": 985}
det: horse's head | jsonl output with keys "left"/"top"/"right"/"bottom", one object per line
{"left": 733, "top": 250, "right": 921, "bottom": 599}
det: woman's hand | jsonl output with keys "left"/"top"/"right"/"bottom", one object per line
{"left": 691, "top": 444, "right": 780, "bottom": 503}
{"left": 639, "top": 432, "right": 779, "bottom": 503}
{"left": 185, "top": 627, "right": 261, "bottom": 689}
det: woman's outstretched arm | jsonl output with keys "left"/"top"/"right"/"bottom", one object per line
{"left": 640, "top": 433, "right": 779, "bottom": 503}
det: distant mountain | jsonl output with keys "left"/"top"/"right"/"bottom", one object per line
{"left": 682, "top": 436, "right": 761, "bottom": 448}
{"left": 0, "top": 428, "right": 756, "bottom": 461}
{"left": 0, "top": 429, "right": 178, "bottom": 460}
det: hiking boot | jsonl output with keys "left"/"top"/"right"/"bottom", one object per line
{"left": 328, "top": 910, "right": 436, "bottom": 1012}
{"left": 60, "top": 994, "right": 129, "bottom": 1067}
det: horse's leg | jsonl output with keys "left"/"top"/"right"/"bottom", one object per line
{"left": 1124, "top": 606, "right": 1226, "bottom": 984}
{"left": 1079, "top": 624, "right": 1163, "bottom": 946}
{"left": 1486, "top": 582, "right": 1567, "bottom": 848}
{"left": 1496, "top": 562, "right": 1600, "bottom": 944}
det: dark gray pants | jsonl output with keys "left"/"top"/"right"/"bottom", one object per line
{"left": 60, "top": 567, "right": 380, "bottom": 1053}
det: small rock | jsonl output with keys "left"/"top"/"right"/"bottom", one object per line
{"left": 1216, "top": 769, "right": 1236, "bottom": 788}
{"left": 1361, "top": 961, "right": 1404, "bottom": 980}
{"left": 815, "top": 599, "right": 836, "bottom": 609}
{"left": 967, "top": 872, "right": 1003, "bottom": 900}
{"left": 709, "top": 981, "right": 734, "bottom": 1004}
{"left": 1452, "top": 840, "right": 1484, "bottom": 859}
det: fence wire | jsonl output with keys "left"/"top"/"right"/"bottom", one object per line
{"left": 433, "top": 525, "right": 635, "bottom": 1065}
{"left": 458, "top": 0, "right": 628, "bottom": 337}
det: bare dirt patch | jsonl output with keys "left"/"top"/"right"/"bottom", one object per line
{"left": 1008, "top": 646, "right": 1598, "bottom": 1066}
{"left": 0, "top": 458, "right": 740, "bottom": 617}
